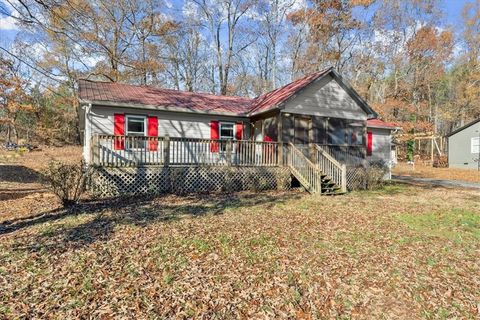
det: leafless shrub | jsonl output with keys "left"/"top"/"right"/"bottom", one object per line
{"left": 349, "top": 161, "right": 389, "bottom": 191}
{"left": 433, "top": 155, "right": 448, "bottom": 168}
{"left": 42, "top": 160, "right": 92, "bottom": 206}
{"left": 364, "top": 161, "right": 389, "bottom": 190}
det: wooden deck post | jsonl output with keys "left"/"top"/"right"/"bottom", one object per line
{"left": 277, "top": 143, "right": 283, "bottom": 166}
{"left": 89, "top": 135, "right": 94, "bottom": 165}
{"left": 226, "top": 140, "right": 232, "bottom": 165}
{"left": 341, "top": 163, "right": 347, "bottom": 193}
{"left": 163, "top": 135, "right": 170, "bottom": 167}
{"left": 277, "top": 113, "right": 283, "bottom": 166}
{"left": 90, "top": 135, "right": 99, "bottom": 165}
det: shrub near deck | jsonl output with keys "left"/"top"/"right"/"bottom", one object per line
{"left": 0, "top": 184, "right": 479, "bottom": 318}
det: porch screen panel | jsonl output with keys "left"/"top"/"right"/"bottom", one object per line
{"left": 263, "top": 117, "right": 277, "bottom": 142}
{"left": 312, "top": 116, "right": 326, "bottom": 144}
{"left": 282, "top": 114, "right": 294, "bottom": 144}
{"left": 294, "top": 117, "right": 310, "bottom": 145}
{"left": 327, "top": 118, "right": 347, "bottom": 145}
{"left": 348, "top": 121, "right": 365, "bottom": 146}
{"left": 254, "top": 120, "right": 263, "bottom": 141}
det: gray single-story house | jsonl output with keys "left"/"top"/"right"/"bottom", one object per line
{"left": 447, "top": 119, "right": 480, "bottom": 170}
{"left": 78, "top": 67, "right": 398, "bottom": 195}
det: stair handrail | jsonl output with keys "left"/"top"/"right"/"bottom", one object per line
{"left": 287, "top": 143, "right": 322, "bottom": 193}
{"left": 314, "top": 145, "right": 347, "bottom": 192}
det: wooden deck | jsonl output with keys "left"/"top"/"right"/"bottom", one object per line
{"left": 90, "top": 135, "right": 366, "bottom": 194}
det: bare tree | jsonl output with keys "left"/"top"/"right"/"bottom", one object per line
{"left": 189, "top": 0, "right": 257, "bottom": 95}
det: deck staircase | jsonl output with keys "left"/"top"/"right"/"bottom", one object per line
{"left": 286, "top": 143, "right": 346, "bottom": 195}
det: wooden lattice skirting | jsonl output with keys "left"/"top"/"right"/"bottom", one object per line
{"left": 346, "top": 166, "right": 367, "bottom": 191}
{"left": 90, "top": 166, "right": 291, "bottom": 197}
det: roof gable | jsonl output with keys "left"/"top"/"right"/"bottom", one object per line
{"left": 248, "top": 68, "right": 332, "bottom": 116}
{"left": 248, "top": 68, "right": 377, "bottom": 118}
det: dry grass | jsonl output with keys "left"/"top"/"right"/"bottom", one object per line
{"left": 393, "top": 162, "right": 480, "bottom": 183}
{"left": 0, "top": 145, "right": 82, "bottom": 170}
{"left": 0, "top": 147, "right": 479, "bottom": 319}
{"left": 0, "top": 146, "right": 83, "bottom": 223}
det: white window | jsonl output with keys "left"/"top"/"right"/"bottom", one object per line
{"left": 471, "top": 137, "right": 480, "bottom": 154}
{"left": 126, "top": 115, "right": 146, "bottom": 149}
{"left": 219, "top": 122, "right": 235, "bottom": 140}
{"left": 219, "top": 122, "right": 235, "bottom": 152}
{"left": 126, "top": 115, "right": 146, "bottom": 136}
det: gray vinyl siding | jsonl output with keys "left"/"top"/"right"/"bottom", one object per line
{"left": 367, "top": 127, "right": 394, "bottom": 179}
{"left": 84, "top": 105, "right": 247, "bottom": 163}
{"left": 89, "top": 105, "right": 245, "bottom": 138}
{"left": 448, "top": 121, "right": 480, "bottom": 169}
{"left": 367, "top": 128, "right": 392, "bottom": 165}
{"left": 281, "top": 75, "right": 368, "bottom": 121}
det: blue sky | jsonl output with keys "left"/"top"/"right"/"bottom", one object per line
{"left": 0, "top": 0, "right": 474, "bottom": 49}
{"left": 442, "top": 0, "right": 469, "bottom": 27}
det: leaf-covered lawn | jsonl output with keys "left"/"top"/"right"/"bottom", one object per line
{"left": 393, "top": 162, "right": 480, "bottom": 183}
{"left": 1, "top": 182, "right": 479, "bottom": 318}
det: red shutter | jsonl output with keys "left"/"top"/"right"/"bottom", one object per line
{"left": 210, "top": 121, "right": 219, "bottom": 152}
{"left": 147, "top": 116, "right": 158, "bottom": 151}
{"left": 235, "top": 122, "right": 243, "bottom": 140}
{"left": 367, "top": 131, "right": 373, "bottom": 156}
{"left": 114, "top": 113, "right": 125, "bottom": 150}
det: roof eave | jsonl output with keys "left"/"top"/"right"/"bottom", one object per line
{"left": 446, "top": 118, "right": 480, "bottom": 137}
{"left": 368, "top": 124, "right": 401, "bottom": 130}
{"left": 78, "top": 99, "right": 250, "bottom": 118}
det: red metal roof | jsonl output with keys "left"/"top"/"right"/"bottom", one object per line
{"left": 78, "top": 80, "right": 253, "bottom": 115}
{"left": 367, "top": 119, "right": 399, "bottom": 129}
{"left": 78, "top": 67, "right": 350, "bottom": 117}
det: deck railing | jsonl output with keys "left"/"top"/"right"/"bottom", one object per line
{"left": 314, "top": 145, "right": 346, "bottom": 192}
{"left": 91, "top": 135, "right": 282, "bottom": 167}
{"left": 316, "top": 144, "right": 366, "bottom": 167}
{"left": 287, "top": 143, "right": 322, "bottom": 193}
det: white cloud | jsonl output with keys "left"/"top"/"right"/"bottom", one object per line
{"left": 0, "top": 15, "right": 19, "bottom": 30}
{"left": 286, "top": 0, "right": 307, "bottom": 14}
{"left": 0, "top": 0, "right": 23, "bottom": 30}
{"left": 182, "top": 1, "right": 202, "bottom": 21}
{"left": 164, "top": 0, "right": 173, "bottom": 9}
